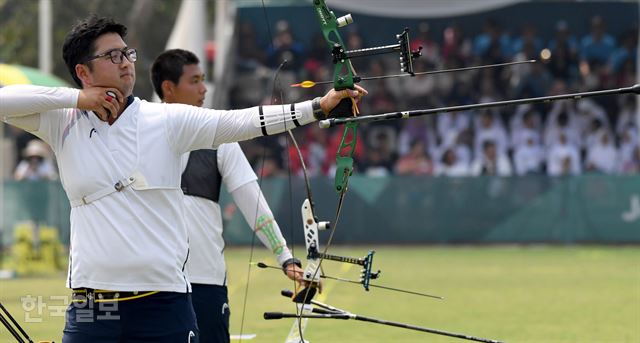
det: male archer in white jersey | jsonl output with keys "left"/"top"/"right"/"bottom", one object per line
{"left": 0, "top": 15, "right": 365, "bottom": 343}
{"left": 151, "top": 48, "right": 303, "bottom": 343}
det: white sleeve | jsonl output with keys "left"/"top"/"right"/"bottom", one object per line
{"left": 230, "top": 181, "right": 293, "bottom": 266}
{"left": 217, "top": 143, "right": 258, "bottom": 192}
{"left": 0, "top": 85, "right": 79, "bottom": 145}
{"left": 0, "top": 85, "right": 78, "bottom": 118}
{"left": 164, "top": 100, "right": 316, "bottom": 153}
{"left": 164, "top": 103, "right": 220, "bottom": 153}
{"left": 211, "top": 101, "right": 316, "bottom": 148}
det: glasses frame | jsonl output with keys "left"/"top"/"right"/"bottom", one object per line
{"left": 84, "top": 47, "right": 137, "bottom": 64}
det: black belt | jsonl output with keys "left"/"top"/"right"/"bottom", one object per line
{"left": 72, "top": 288, "right": 159, "bottom": 302}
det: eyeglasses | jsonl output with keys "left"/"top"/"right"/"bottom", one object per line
{"left": 84, "top": 47, "right": 137, "bottom": 64}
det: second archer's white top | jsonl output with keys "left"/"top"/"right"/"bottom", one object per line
{"left": 182, "top": 143, "right": 293, "bottom": 285}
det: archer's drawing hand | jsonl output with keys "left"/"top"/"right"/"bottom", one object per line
{"left": 78, "top": 86, "right": 125, "bottom": 122}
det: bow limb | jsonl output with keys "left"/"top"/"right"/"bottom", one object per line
{"left": 313, "top": 0, "right": 358, "bottom": 194}
{"left": 283, "top": 197, "right": 326, "bottom": 343}
{"left": 279, "top": 2, "right": 360, "bottom": 340}
{"left": 281, "top": 3, "right": 357, "bottom": 338}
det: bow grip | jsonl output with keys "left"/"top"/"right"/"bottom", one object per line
{"left": 329, "top": 96, "right": 356, "bottom": 118}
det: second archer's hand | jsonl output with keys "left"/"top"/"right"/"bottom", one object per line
{"left": 284, "top": 263, "right": 323, "bottom": 293}
{"left": 319, "top": 84, "right": 368, "bottom": 117}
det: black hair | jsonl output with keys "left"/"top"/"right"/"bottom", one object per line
{"left": 150, "top": 49, "right": 200, "bottom": 100}
{"left": 62, "top": 15, "right": 128, "bottom": 87}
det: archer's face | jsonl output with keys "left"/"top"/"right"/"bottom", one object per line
{"left": 82, "top": 33, "right": 136, "bottom": 96}
{"left": 167, "top": 64, "right": 207, "bottom": 107}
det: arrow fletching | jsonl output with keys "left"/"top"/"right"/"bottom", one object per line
{"left": 291, "top": 80, "right": 318, "bottom": 88}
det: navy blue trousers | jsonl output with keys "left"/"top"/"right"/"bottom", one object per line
{"left": 191, "top": 284, "right": 230, "bottom": 343}
{"left": 62, "top": 292, "right": 198, "bottom": 343}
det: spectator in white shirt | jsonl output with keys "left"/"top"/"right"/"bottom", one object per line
{"left": 470, "top": 140, "right": 512, "bottom": 176}
{"left": 575, "top": 98, "right": 610, "bottom": 145}
{"left": 474, "top": 110, "right": 508, "bottom": 158}
{"left": 434, "top": 129, "right": 472, "bottom": 167}
{"left": 509, "top": 104, "right": 541, "bottom": 136}
{"left": 544, "top": 107, "right": 581, "bottom": 149}
{"left": 618, "top": 126, "right": 639, "bottom": 172}
{"left": 513, "top": 136, "right": 545, "bottom": 175}
{"left": 435, "top": 147, "right": 470, "bottom": 177}
{"left": 510, "top": 108, "right": 542, "bottom": 150}
{"left": 615, "top": 95, "right": 637, "bottom": 136}
{"left": 437, "top": 110, "right": 470, "bottom": 145}
{"left": 620, "top": 145, "right": 640, "bottom": 174}
{"left": 547, "top": 132, "right": 582, "bottom": 176}
{"left": 585, "top": 130, "right": 618, "bottom": 174}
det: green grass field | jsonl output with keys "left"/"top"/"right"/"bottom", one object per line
{"left": 1, "top": 246, "right": 639, "bottom": 343}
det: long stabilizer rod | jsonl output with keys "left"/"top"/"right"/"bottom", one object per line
{"left": 319, "top": 84, "right": 640, "bottom": 128}
{"left": 271, "top": 290, "right": 504, "bottom": 343}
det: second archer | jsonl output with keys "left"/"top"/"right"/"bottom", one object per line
{"left": 150, "top": 49, "right": 306, "bottom": 343}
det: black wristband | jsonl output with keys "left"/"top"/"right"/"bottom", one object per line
{"left": 281, "top": 257, "right": 302, "bottom": 274}
{"left": 311, "top": 97, "right": 325, "bottom": 120}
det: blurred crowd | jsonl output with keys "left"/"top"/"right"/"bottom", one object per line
{"left": 232, "top": 15, "right": 639, "bottom": 178}
{"left": 4, "top": 15, "right": 638, "bottom": 181}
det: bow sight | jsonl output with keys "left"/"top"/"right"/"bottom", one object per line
{"left": 317, "top": 10, "right": 422, "bottom": 88}
{"left": 330, "top": 27, "right": 422, "bottom": 79}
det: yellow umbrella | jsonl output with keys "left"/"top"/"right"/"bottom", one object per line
{"left": 0, "top": 63, "right": 70, "bottom": 87}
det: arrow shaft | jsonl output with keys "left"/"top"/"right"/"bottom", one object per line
{"left": 362, "top": 59, "right": 536, "bottom": 82}
{"left": 320, "top": 274, "right": 443, "bottom": 299}
{"left": 320, "top": 84, "right": 640, "bottom": 128}
{"left": 260, "top": 262, "right": 443, "bottom": 299}
{"left": 297, "top": 60, "right": 536, "bottom": 87}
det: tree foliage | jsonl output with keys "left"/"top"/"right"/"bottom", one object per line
{"left": 0, "top": 0, "right": 193, "bottom": 98}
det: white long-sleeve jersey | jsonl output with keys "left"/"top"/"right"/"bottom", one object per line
{"left": 0, "top": 85, "right": 314, "bottom": 292}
